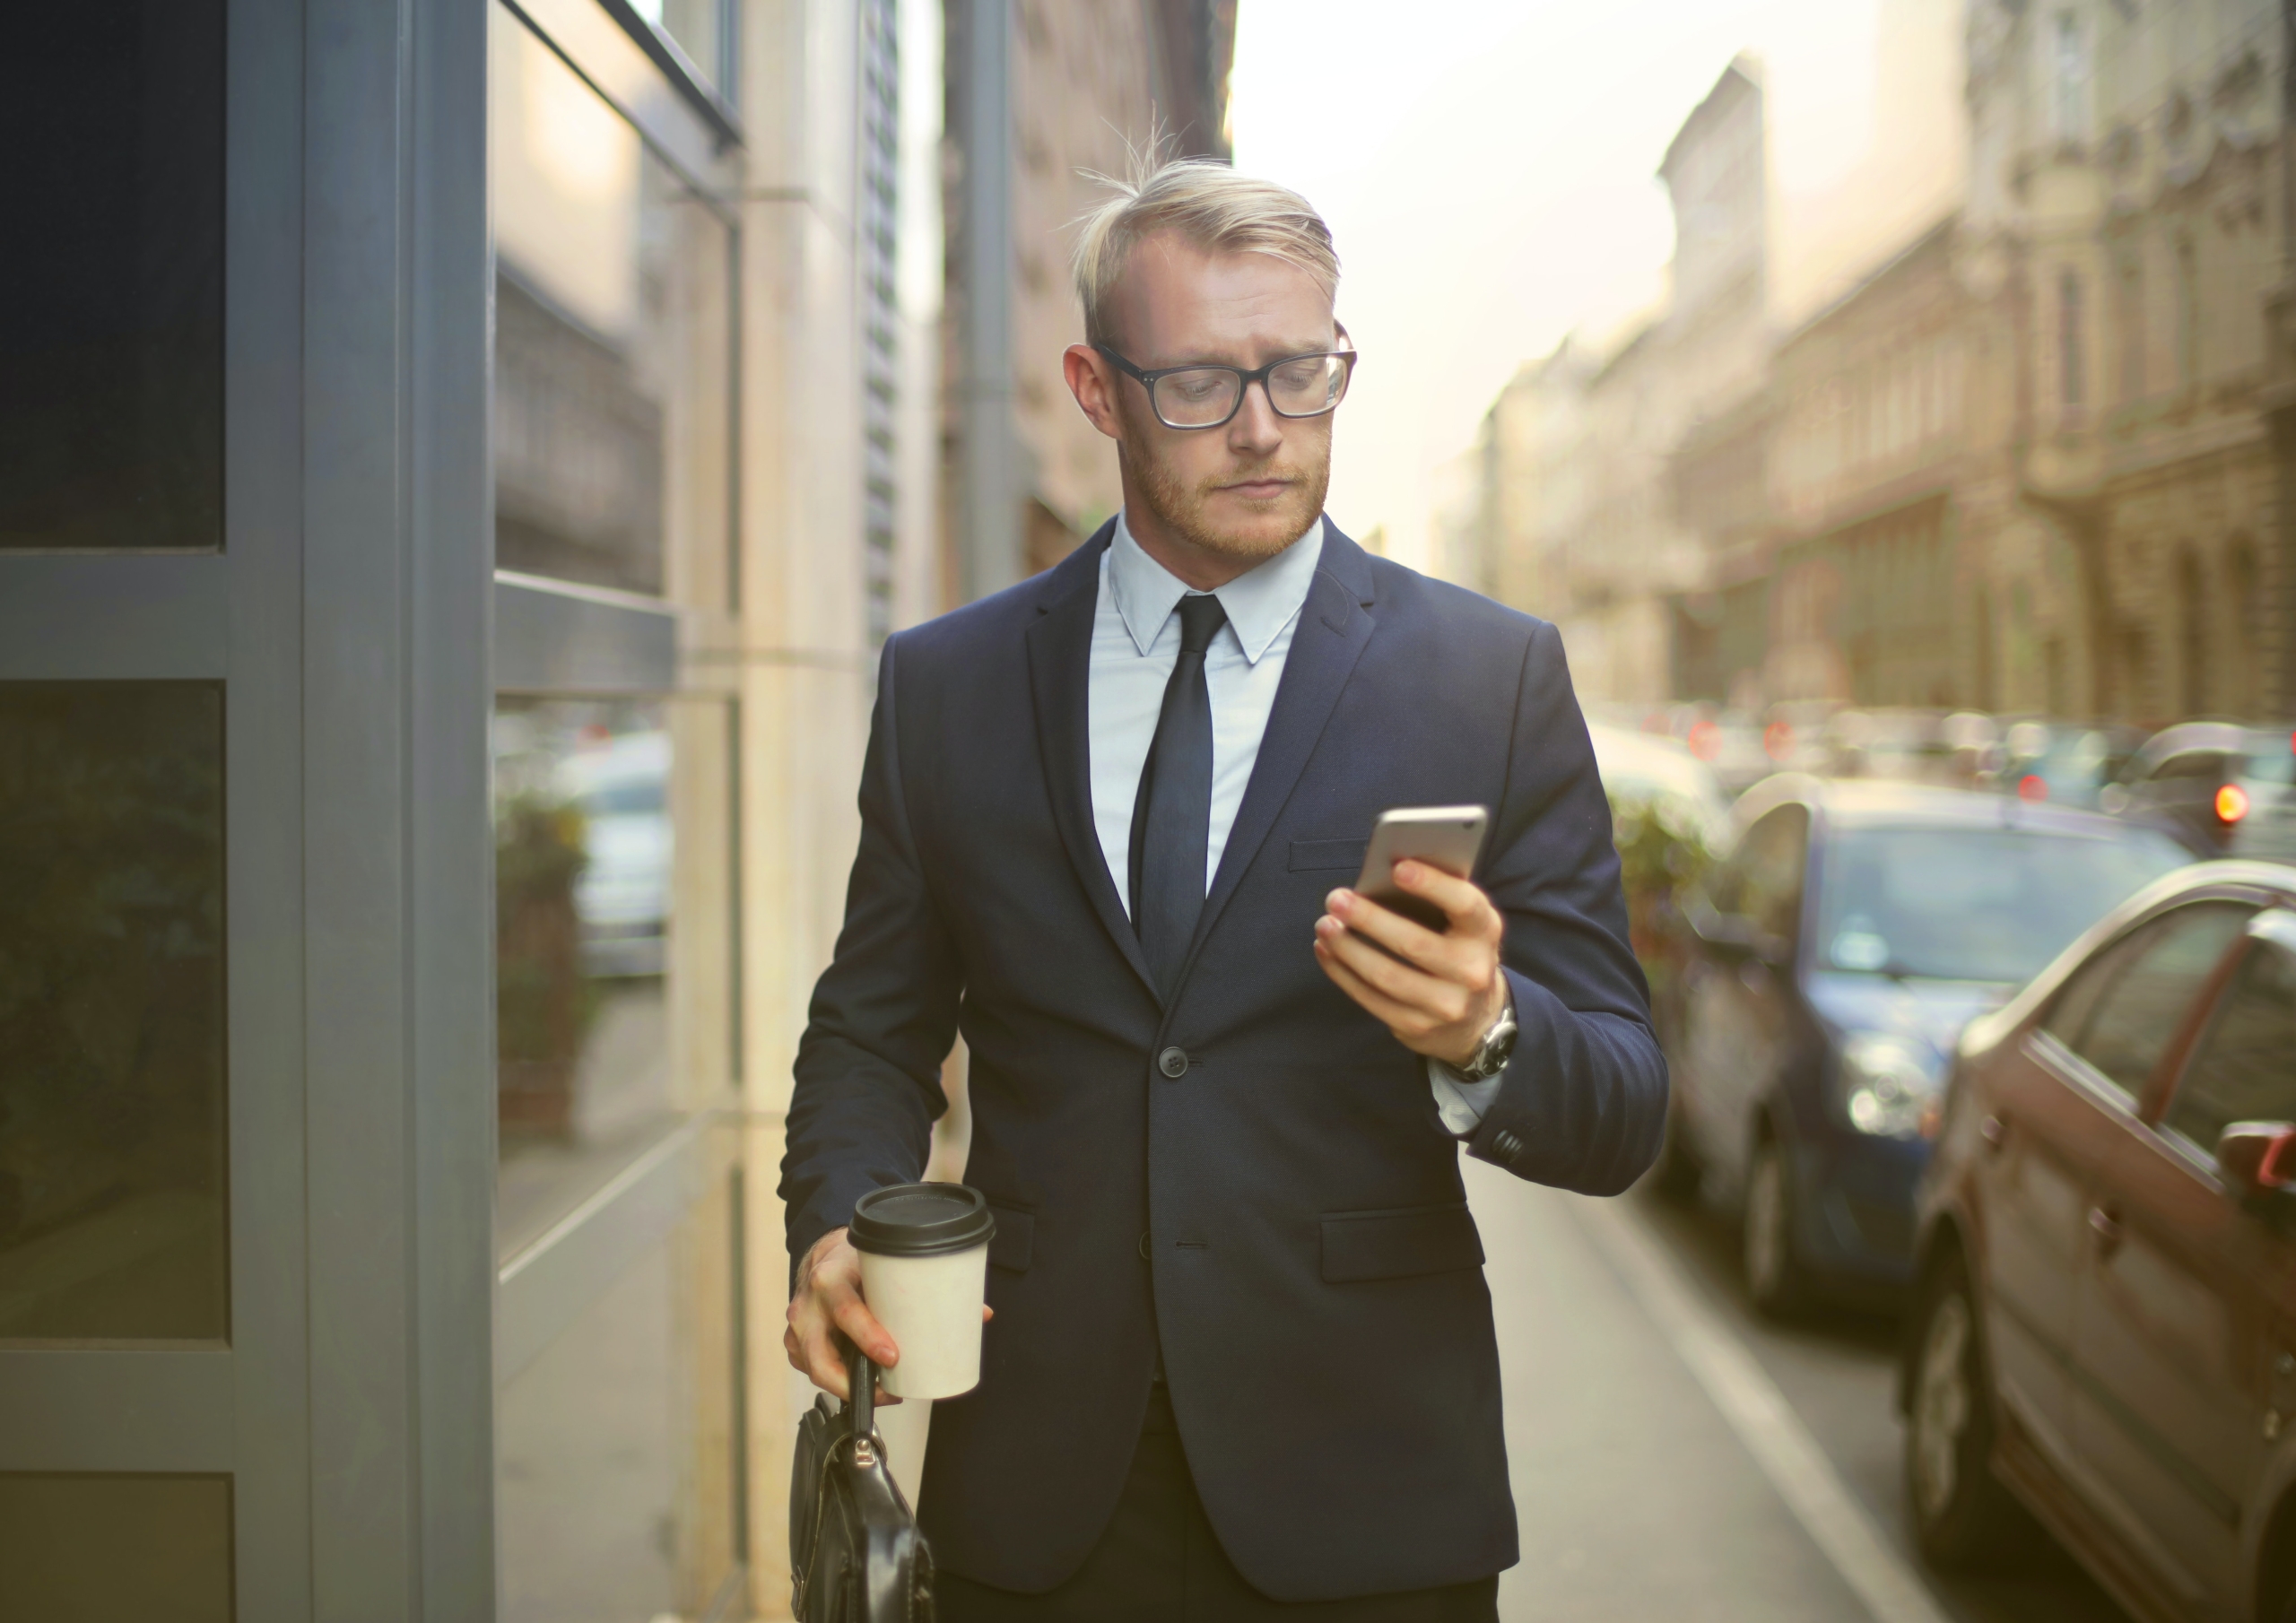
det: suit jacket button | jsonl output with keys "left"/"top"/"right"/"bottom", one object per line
{"left": 1157, "top": 1046, "right": 1189, "bottom": 1079}
{"left": 1492, "top": 1129, "right": 1523, "bottom": 1159}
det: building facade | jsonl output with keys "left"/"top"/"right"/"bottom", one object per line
{"left": 942, "top": 0, "right": 1237, "bottom": 601}
{"left": 1, "top": 0, "right": 949, "bottom": 1617}
{"left": 1965, "top": 0, "right": 2292, "bottom": 725}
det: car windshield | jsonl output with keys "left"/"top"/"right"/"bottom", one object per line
{"left": 1814, "top": 824, "right": 2187, "bottom": 985}
{"left": 2239, "top": 736, "right": 2295, "bottom": 785}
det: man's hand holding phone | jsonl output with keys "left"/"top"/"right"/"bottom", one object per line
{"left": 1313, "top": 830, "right": 1509, "bottom": 1071}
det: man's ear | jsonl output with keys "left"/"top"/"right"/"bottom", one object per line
{"left": 1064, "top": 343, "right": 1124, "bottom": 442}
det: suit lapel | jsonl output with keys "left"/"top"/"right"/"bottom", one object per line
{"left": 1179, "top": 525, "right": 1378, "bottom": 981}
{"left": 1024, "top": 524, "right": 1161, "bottom": 1001}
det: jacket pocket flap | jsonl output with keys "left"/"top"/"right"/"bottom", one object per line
{"left": 987, "top": 1207, "right": 1033, "bottom": 1273}
{"left": 1289, "top": 838, "right": 1369, "bottom": 873}
{"left": 1319, "top": 1202, "right": 1483, "bottom": 1283}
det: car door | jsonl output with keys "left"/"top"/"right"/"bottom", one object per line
{"left": 2074, "top": 908, "right": 2291, "bottom": 1618}
{"left": 1979, "top": 924, "right": 2157, "bottom": 1464}
{"left": 1681, "top": 803, "right": 1809, "bottom": 1192}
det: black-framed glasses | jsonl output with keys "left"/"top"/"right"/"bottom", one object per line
{"left": 1095, "top": 344, "right": 1358, "bottom": 430}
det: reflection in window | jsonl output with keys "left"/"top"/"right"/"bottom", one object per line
{"left": 0, "top": 0, "right": 224, "bottom": 551}
{"left": 498, "top": 1173, "right": 743, "bottom": 1623}
{"left": 2074, "top": 903, "right": 2253, "bottom": 1097}
{"left": 495, "top": 700, "right": 680, "bottom": 1250}
{"left": 2163, "top": 944, "right": 2296, "bottom": 1157}
{"left": 491, "top": 11, "right": 735, "bottom": 603}
{"left": 625, "top": 0, "right": 728, "bottom": 92}
{"left": 0, "top": 684, "right": 227, "bottom": 1341}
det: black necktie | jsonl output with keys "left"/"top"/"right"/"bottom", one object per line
{"left": 1129, "top": 593, "right": 1229, "bottom": 997}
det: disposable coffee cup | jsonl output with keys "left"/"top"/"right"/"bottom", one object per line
{"left": 849, "top": 1183, "right": 996, "bottom": 1401}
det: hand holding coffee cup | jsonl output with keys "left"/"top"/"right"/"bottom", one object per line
{"left": 784, "top": 1183, "right": 996, "bottom": 1402}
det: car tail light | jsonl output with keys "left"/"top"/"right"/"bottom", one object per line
{"left": 1687, "top": 720, "right": 1720, "bottom": 760}
{"left": 2017, "top": 775, "right": 2048, "bottom": 802}
{"left": 1763, "top": 721, "right": 1794, "bottom": 760}
{"left": 2216, "top": 783, "right": 2250, "bottom": 824}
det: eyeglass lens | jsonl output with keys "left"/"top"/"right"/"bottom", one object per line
{"left": 1152, "top": 354, "right": 1350, "bottom": 428}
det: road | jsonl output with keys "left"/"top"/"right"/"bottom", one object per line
{"left": 1469, "top": 1157, "right": 2129, "bottom": 1623}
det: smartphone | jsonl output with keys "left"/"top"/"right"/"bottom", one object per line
{"left": 1351, "top": 805, "right": 1490, "bottom": 933}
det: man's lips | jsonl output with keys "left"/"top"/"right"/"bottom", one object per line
{"left": 1219, "top": 478, "right": 1294, "bottom": 500}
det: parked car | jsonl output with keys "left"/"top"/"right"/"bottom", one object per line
{"left": 2105, "top": 721, "right": 2296, "bottom": 866}
{"left": 1660, "top": 775, "right": 2188, "bottom": 1314}
{"left": 556, "top": 726, "right": 673, "bottom": 977}
{"left": 1991, "top": 718, "right": 2148, "bottom": 810}
{"left": 1903, "top": 863, "right": 2296, "bottom": 1623}
{"left": 1587, "top": 723, "right": 1732, "bottom": 849}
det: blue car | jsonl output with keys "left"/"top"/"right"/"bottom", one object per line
{"left": 1658, "top": 775, "right": 2188, "bottom": 1315}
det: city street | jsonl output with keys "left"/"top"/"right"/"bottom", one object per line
{"left": 1471, "top": 1159, "right": 2128, "bottom": 1623}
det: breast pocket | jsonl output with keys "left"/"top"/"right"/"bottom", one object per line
{"left": 1319, "top": 1202, "right": 1484, "bottom": 1283}
{"left": 1289, "top": 838, "right": 1369, "bottom": 874}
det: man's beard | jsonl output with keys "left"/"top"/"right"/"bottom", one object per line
{"left": 1118, "top": 420, "right": 1331, "bottom": 567}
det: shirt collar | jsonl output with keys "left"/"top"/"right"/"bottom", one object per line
{"left": 1108, "top": 511, "right": 1326, "bottom": 666}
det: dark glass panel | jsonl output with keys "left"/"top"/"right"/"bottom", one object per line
{"left": 0, "top": 1474, "right": 232, "bottom": 1620}
{"left": 0, "top": 684, "right": 228, "bottom": 1341}
{"left": 0, "top": 1, "right": 225, "bottom": 551}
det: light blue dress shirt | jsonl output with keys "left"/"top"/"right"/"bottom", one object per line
{"left": 1086, "top": 512, "right": 1504, "bottom": 1135}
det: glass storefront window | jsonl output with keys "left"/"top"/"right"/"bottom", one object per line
{"left": 0, "top": 683, "right": 228, "bottom": 1343}
{"left": 491, "top": 10, "right": 735, "bottom": 605}
{"left": 498, "top": 1160, "right": 744, "bottom": 1623}
{"left": 493, "top": 698, "right": 735, "bottom": 1255}
{"left": 626, "top": 0, "right": 728, "bottom": 92}
{"left": 0, "top": 1, "right": 224, "bottom": 551}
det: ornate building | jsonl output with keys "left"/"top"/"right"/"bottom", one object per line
{"left": 1964, "top": 0, "right": 2290, "bottom": 723}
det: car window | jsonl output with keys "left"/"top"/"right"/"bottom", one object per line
{"left": 2072, "top": 902, "right": 2255, "bottom": 1098}
{"left": 2152, "top": 752, "right": 2228, "bottom": 783}
{"left": 1729, "top": 805, "right": 1808, "bottom": 947}
{"left": 2043, "top": 929, "right": 2149, "bottom": 1051}
{"left": 2161, "top": 939, "right": 2296, "bottom": 1158}
{"left": 1814, "top": 825, "right": 2184, "bottom": 984}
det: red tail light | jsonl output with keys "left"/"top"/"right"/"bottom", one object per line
{"left": 2216, "top": 783, "right": 2250, "bottom": 824}
{"left": 2017, "top": 775, "right": 2048, "bottom": 803}
{"left": 1763, "top": 721, "right": 1794, "bottom": 760}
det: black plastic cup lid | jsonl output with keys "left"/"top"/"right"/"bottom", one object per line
{"left": 849, "top": 1182, "right": 996, "bottom": 1257}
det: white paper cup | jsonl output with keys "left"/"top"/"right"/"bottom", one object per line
{"left": 850, "top": 1183, "right": 996, "bottom": 1401}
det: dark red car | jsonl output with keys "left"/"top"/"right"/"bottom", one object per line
{"left": 1906, "top": 861, "right": 2296, "bottom": 1622}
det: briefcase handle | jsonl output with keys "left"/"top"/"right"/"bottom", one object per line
{"left": 845, "top": 1342, "right": 879, "bottom": 1465}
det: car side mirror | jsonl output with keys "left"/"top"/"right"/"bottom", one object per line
{"left": 2215, "top": 1121, "right": 2296, "bottom": 1202}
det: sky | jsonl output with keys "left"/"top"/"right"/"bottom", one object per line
{"left": 1228, "top": 0, "right": 1962, "bottom": 571}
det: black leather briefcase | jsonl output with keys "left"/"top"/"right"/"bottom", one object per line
{"left": 791, "top": 1346, "right": 935, "bottom": 1622}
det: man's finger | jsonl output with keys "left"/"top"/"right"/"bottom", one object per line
{"left": 1319, "top": 912, "right": 1457, "bottom": 1011}
{"left": 1392, "top": 862, "right": 1501, "bottom": 940}
{"left": 1325, "top": 888, "right": 1455, "bottom": 975}
{"left": 1315, "top": 936, "right": 1423, "bottom": 1030}
{"left": 831, "top": 1294, "right": 898, "bottom": 1367}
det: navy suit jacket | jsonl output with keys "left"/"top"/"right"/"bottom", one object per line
{"left": 781, "top": 519, "right": 1666, "bottom": 1600}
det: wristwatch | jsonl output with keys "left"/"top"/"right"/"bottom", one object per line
{"left": 1445, "top": 993, "right": 1518, "bottom": 1083}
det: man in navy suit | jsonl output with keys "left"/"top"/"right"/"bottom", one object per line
{"left": 780, "top": 158, "right": 1666, "bottom": 1619}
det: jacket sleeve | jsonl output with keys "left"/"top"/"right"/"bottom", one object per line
{"left": 778, "top": 634, "right": 963, "bottom": 1271}
{"left": 1462, "top": 619, "right": 1668, "bottom": 1194}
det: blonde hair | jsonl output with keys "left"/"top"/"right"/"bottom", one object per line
{"left": 1071, "top": 155, "right": 1339, "bottom": 348}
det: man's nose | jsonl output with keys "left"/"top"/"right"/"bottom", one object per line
{"left": 1227, "top": 377, "right": 1285, "bottom": 455}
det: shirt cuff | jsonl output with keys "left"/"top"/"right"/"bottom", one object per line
{"left": 1428, "top": 1058, "right": 1505, "bottom": 1138}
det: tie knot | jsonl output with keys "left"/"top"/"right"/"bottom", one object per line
{"left": 1176, "top": 594, "right": 1227, "bottom": 656}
